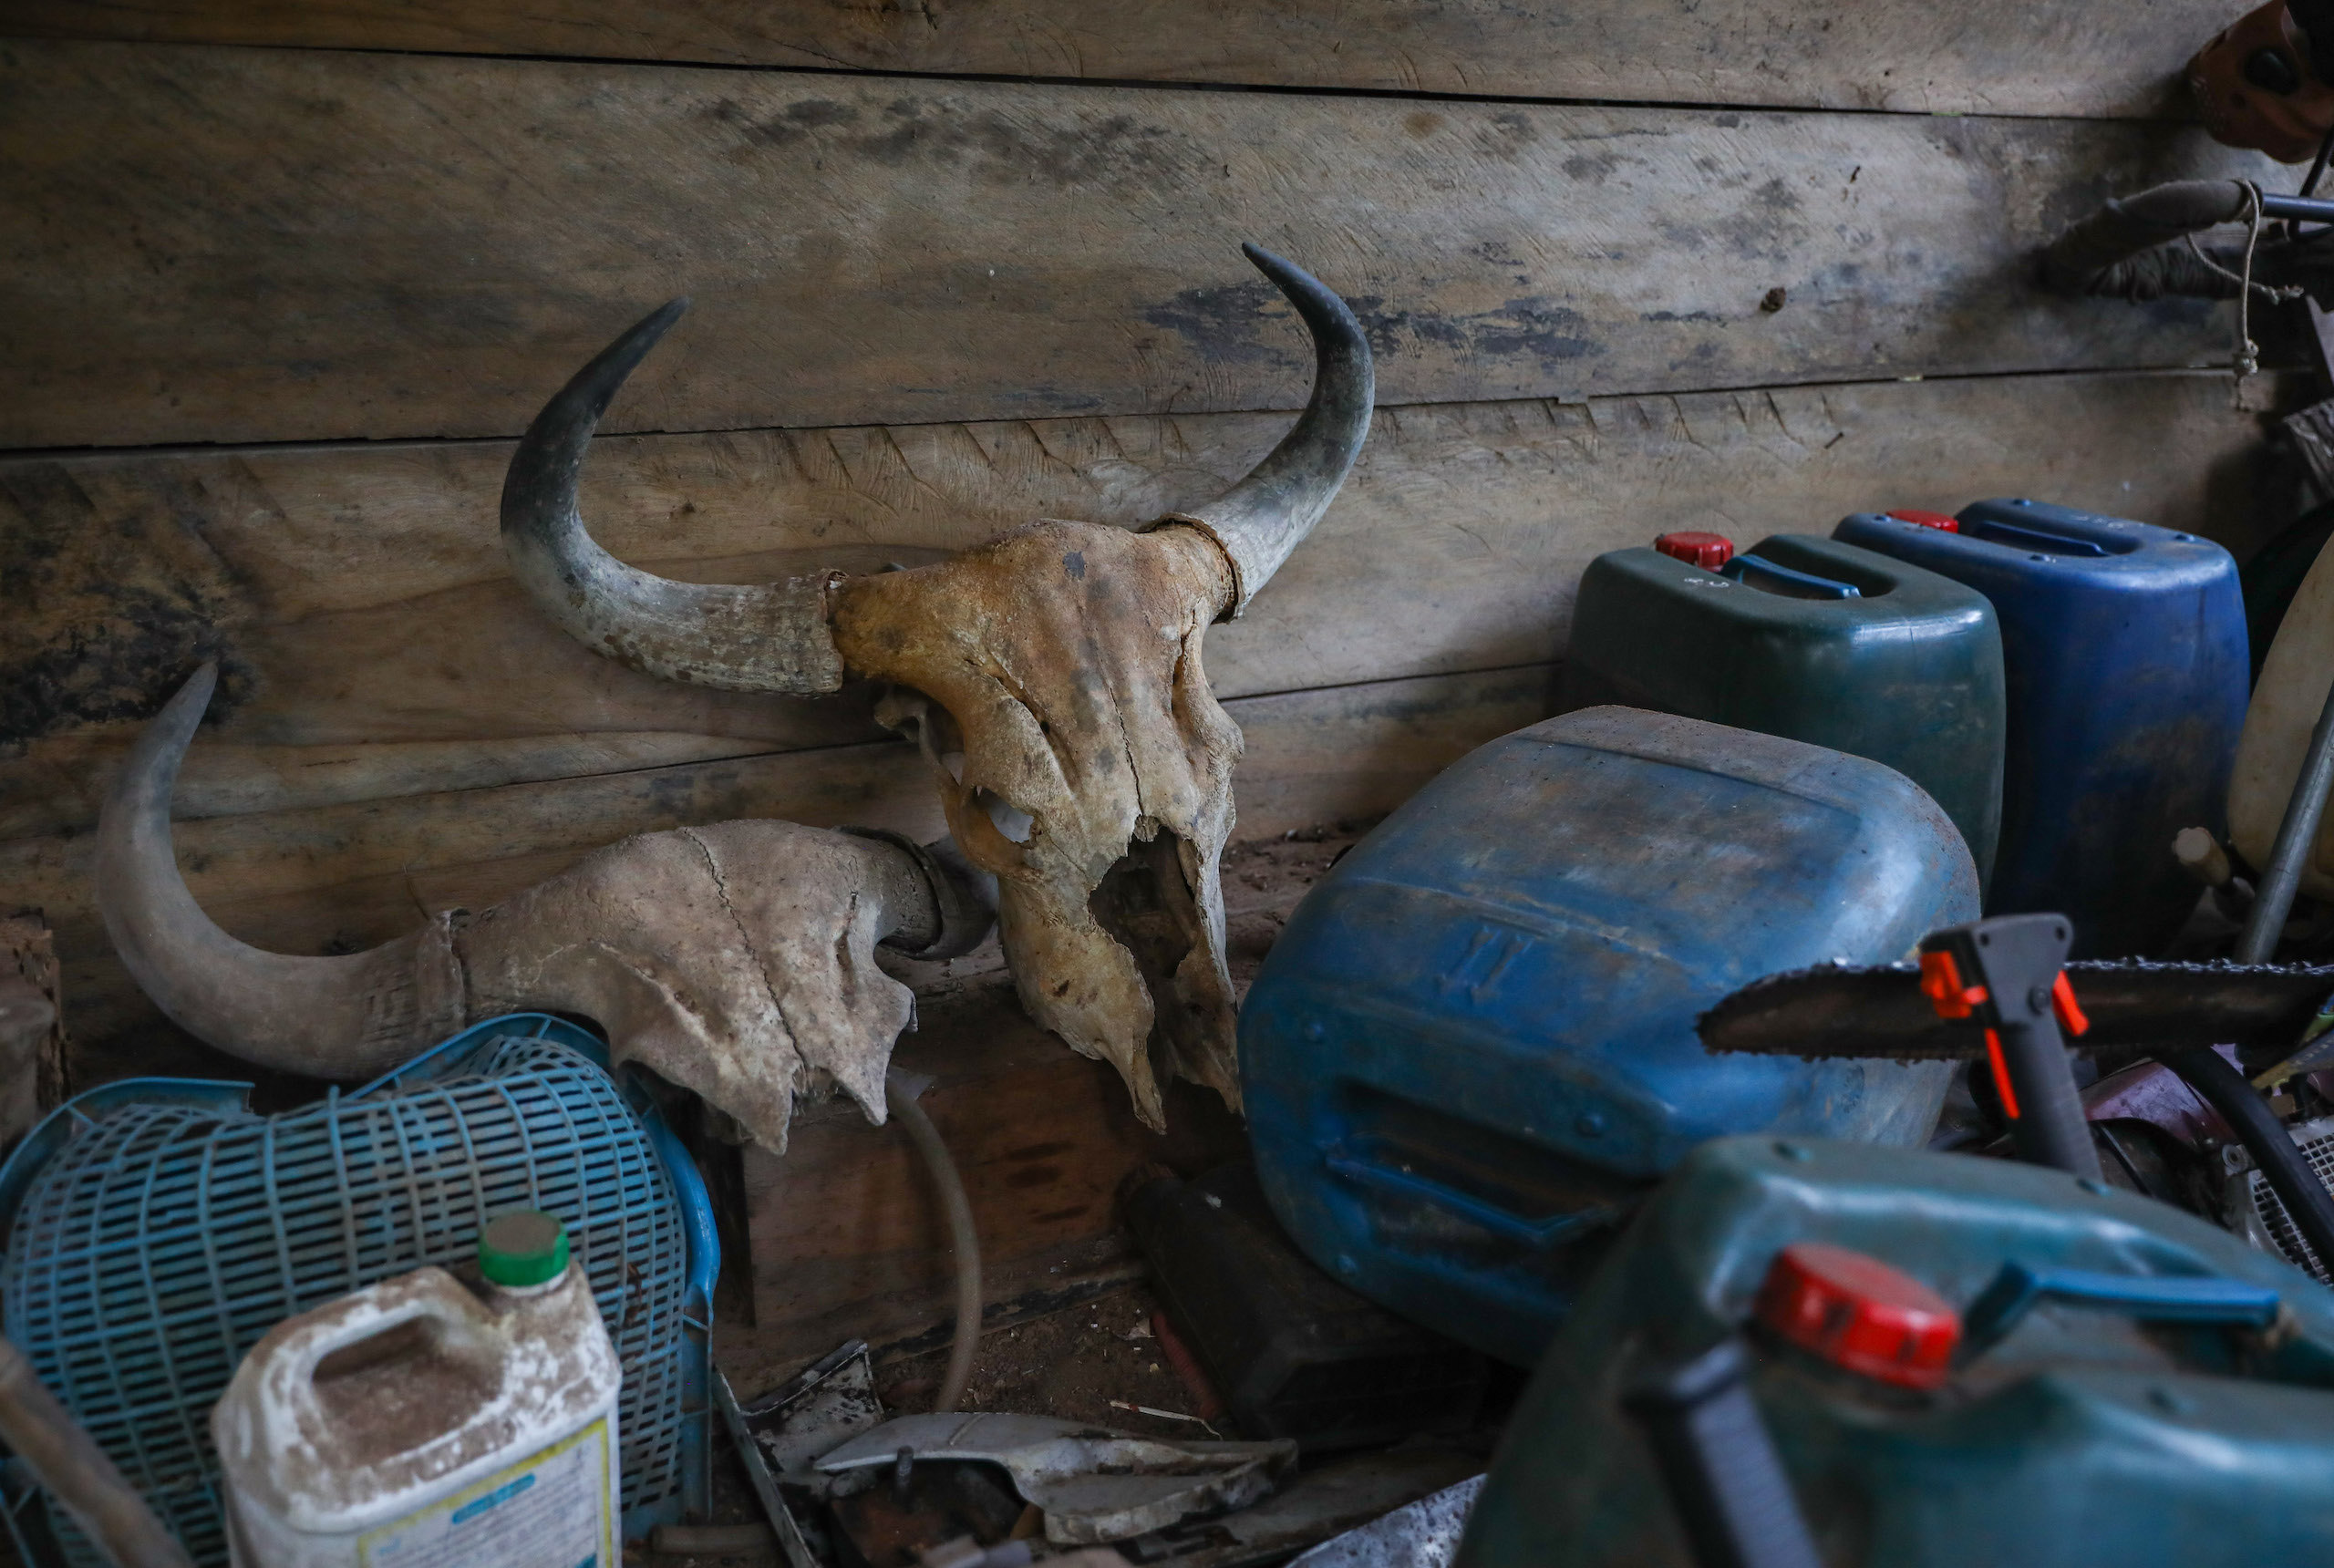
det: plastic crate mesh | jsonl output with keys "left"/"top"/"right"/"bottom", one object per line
{"left": 2247, "top": 1126, "right": 2334, "bottom": 1285}
{"left": 1, "top": 1028, "right": 692, "bottom": 1567}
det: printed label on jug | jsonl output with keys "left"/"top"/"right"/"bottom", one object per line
{"left": 359, "top": 1418, "right": 612, "bottom": 1568}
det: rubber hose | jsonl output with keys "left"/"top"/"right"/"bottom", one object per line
{"left": 886, "top": 1070, "right": 983, "bottom": 1413}
{"left": 0, "top": 1336, "right": 194, "bottom": 1568}
{"left": 2039, "top": 180, "right": 2251, "bottom": 294}
{"left": 2165, "top": 1047, "right": 2334, "bottom": 1277}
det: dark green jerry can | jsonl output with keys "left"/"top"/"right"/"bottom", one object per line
{"left": 1455, "top": 1136, "right": 2334, "bottom": 1567}
{"left": 1561, "top": 534, "right": 2006, "bottom": 885}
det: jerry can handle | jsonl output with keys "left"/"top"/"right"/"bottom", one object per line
{"left": 1958, "top": 1261, "right": 2281, "bottom": 1359}
{"left": 1717, "top": 553, "right": 1862, "bottom": 600}
{"left": 1324, "top": 1147, "right": 1619, "bottom": 1250}
{"left": 1622, "top": 1338, "right": 1821, "bottom": 1568}
{"left": 263, "top": 1271, "right": 495, "bottom": 1423}
{"left": 1955, "top": 515, "right": 2112, "bottom": 558}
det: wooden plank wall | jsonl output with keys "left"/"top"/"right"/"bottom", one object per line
{"left": 0, "top": 2, "right": 2300, "bottom": 1337}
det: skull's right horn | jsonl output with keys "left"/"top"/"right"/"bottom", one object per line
{"left": 1162, "top": 242, "right": 1377, "bottom": 615}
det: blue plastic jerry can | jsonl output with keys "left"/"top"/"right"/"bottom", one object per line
{"left": 1454, "top": 1136, "right": 2334, "bottom": 1568}
{"left": 1833, "top": 500, "right": 2247, "bottom": 957}
{"left": 1238, "top": 707, "right": 1978, "bottom": 1367}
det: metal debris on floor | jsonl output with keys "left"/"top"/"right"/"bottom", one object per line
{"left": 818, "top": 1414, "right": 1296, "bottom": 1546}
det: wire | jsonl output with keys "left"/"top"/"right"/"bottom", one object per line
{"left": 885, "top": 1070, "right": 983, "bottom": 1414}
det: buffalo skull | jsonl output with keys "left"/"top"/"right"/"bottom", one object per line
{"left": 501, "top": 246, "right": 1372, "bottom": 1130}
{"left": 98, "top": 663, "right": 992, "bottom": 1150}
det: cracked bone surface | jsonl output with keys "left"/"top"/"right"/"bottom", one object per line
{"left": 98, "top": 664, "right": 986, "bottom": 1150}
{"left": 501, "top": 245, "right": 1372, "bottom": 1129}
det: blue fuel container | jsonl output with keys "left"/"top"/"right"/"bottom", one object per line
{"left": 1455, "top": 1136, "right": 2334, "bottom": 1568}
{"left": 1238, "top": 707, "right": 1978, "bottom": 1367}
{"left": 1833, "top": 500, "right": 2247, "bottom": 957}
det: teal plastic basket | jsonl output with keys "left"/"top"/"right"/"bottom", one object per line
{"left": 0, "top": 1014, "right": 716, "bottom": 1565}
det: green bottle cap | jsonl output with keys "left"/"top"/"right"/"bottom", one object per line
{"left": 480, "top": 1211, "right": 570, "bottom": 1288}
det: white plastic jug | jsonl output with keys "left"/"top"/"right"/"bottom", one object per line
{"left": 2233, "top": 538, "right": 2334, "bottom": 898}
{"left": 212, "top": 1212, "right": 622, "bottom": 1568}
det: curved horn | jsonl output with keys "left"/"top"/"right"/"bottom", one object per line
{"left": 97, "top": 665, "right": 465, "bottom": 1078}
{"left": 501, "top": 300, "right": 847, "bottom": 694}
{"left": 1171, "top": 244, "right": 1376, "bottom": 614}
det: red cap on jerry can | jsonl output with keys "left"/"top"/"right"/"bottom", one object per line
{"left": 1885, "top": 510, "right": 1960, "bottom": 531}
{"left": 1754, "top": 1242, "right": 1961, "bottom": 1389}
{"left": 1655, "top": 531, "right": 1735, "bottom": 569}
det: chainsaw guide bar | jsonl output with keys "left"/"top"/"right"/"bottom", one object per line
{"left": 1697, "top": 958, "right": 2334, "bottom": 1071}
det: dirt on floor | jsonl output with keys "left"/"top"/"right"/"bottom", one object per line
{"left": 874, "top": 1280, "right": 1225, "bottom": 1441}
{"left": 632, "top": 1282, "right": 1244, "bottom": 1567}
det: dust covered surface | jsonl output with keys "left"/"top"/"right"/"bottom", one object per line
{"left": 0, "top": 460, "right": 257, "bottom": 746}
{"left": 876, "top": 1282, "right": 1213, "bottom": 1443}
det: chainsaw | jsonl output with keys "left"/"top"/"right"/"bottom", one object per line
{"left": 1699, "top": 954, "right": 2334, "bottom": 1075}
{"left": 1697, "top": 913, "right": 2334, "bottom": 1274}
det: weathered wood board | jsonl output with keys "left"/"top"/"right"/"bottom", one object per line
{"left": 725, "top": 830, "right": 1351, "bottom": 1367}
{"left": 0, "top": 40, "right": 2272, "bottom": 449}
{"left": 0, "top": 370, "right": 2274, "bottom": 842}
{"left": 4, "top": 665, "right": 1554, "bottom": 1046}
{"left": 732, "top": 981, "right": 1251, "bottom": 1367}
{"left": 0, "top": 914, "right": 66, "bottom": 1143}
{"left": 1, "top": 0, "right": 2237, "bottom": 121}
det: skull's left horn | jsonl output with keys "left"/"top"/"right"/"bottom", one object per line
{"left": 501, "top": 299, "right": 848, "bottom": 694}
{"left": 1167, "top": 244, "right": 1375, "bottom": 614}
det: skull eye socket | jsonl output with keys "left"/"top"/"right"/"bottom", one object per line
{"left": 978, "top": 789, "right": 1035, "bottom": 845}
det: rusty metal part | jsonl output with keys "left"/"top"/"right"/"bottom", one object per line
{"left": 1697, "top": 956, "right": 2334, "bottom": 1071}
{"left": 826, "top": 1455, "right": 1029, "bottom": 1568}
{"left": 98, "top": 664, "right": 988, "bottom": 1150}
{"left": 2189, "top": 0, "right": 2334, "bottom": 161}
{"left": 818, "top": 1414, "right": 1297, "bottom": 1547}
